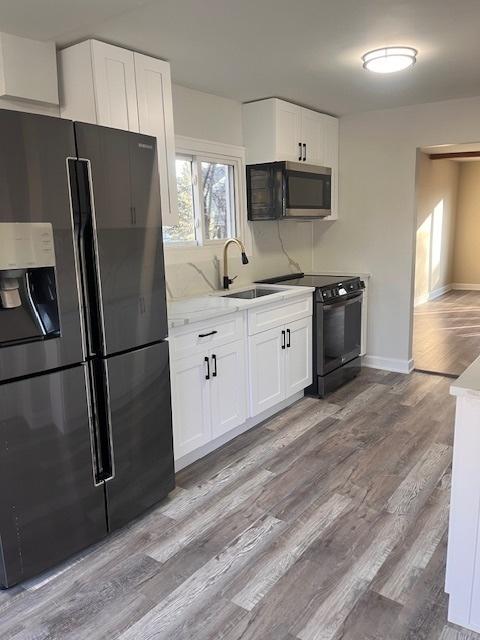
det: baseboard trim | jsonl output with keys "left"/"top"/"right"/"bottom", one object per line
{"left": 414, "top": 284, "right": 453, "bottom": 307}
{"left": 174, "top": 391, "right": 304, "bottom": 472}
{"left": 452, "top": 283, "right": 480, "bottom": 291}
{"left": 363, "top": 355, "right": 414, "bottom": 374}
{"left": 429, "top": 283, "right": 453, "bottom": 300}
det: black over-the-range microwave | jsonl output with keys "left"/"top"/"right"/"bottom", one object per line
{"left": 246, "top": 161, "right": 332, "bottom": 220}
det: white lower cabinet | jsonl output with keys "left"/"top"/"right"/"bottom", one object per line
{"left": 210, "top": 340, "right": 247, "bottom": 439}
{"left": 171, "top": 339, "right": 247, "bottom": 459}
{"left": 285, "top": 317, "right": 313, "bottom": 396}
{"left": 171, "top": 353, "right": 211, "bottom": 459}
{"left": 249, "top": 327, "right": 285, "bottom": 415}
{"left": 248, "top": 316, "right": 312, "bottom": 417}
{"left": 170, "top": 294, "right": 313, "bottom": 465}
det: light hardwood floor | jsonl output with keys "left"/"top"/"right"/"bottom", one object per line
{"left": 413, "top": 289, "right": 480, "bottom": 376}
{"left": 0, "top": 368, "right": 478, "bottom": 640}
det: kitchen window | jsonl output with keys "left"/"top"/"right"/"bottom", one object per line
{"left": 163, "top": 153, "right": 237, "bottom": 245}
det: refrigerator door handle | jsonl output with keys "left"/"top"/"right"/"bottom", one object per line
{"left": 83, "top": 364, "right": 103, "bottom": 487}
{"left": 88, "top": 358, "right": 115, "bottom": 483}
{"left": 66, "top": 157, "right": 88, "bottom": 360}
{"left": 77, "top": 157, "right": 107, "bottom": 357}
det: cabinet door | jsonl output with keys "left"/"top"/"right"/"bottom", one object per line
{"left": 91, "top": 40, "right": 139, "bottom": 132}
{"left": 171, "top": 353, "right": 211, "bottom": 459}
{"left": 248, "top": 326, "right": 285, "bottom": 417}
{"left": 134, "top": 53, "right": 178, "bottom": 227}
{"left": 275, "top": 100, "right": 302, "bottom": 162}
{"left": 210, "top": 340, "right": 248, "bottom": 439}
{"left": 285, "top": 316, "right": 312, "bottom": 397}
{"left": 301, "top": 109, "right": 326, "bottom": 165}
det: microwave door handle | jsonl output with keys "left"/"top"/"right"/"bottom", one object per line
{"left": 298, "top": 142, "right": 302, "bottom": 162}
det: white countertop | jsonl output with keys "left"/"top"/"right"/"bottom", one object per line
{"left": 451, "top": 355, "right": 480, "bottom": 398}
{"left": 168, "top": 283, "right": 315, "bottom": 329}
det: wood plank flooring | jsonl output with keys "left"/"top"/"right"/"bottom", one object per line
{"left": 413, "top": 289, "right": 480, "bottom": 376}
{"left": 0, "top": 368, "right": 478, "bottom": 640}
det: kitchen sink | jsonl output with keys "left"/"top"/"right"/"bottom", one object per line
{"left": 222, "top": 287, "right": 278, "bottom": 299}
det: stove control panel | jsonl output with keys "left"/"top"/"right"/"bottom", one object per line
{"left": 318, "top": 279, "right": 364, "bottom": 303}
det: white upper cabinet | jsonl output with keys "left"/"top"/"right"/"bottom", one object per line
{"left": 58, "top": 39, "right": 178, "bottom": 226}
{"left": 134, "top": 53, "right": 178, "bottom": 227}
{"left": 91, "top": 41, "right": 139, "bottom": 132}
{"left": 275, "top": 100, "right": 303, "bottom": 162}
{"left": 242, "top": 98, "right": 339, "bottom": 219}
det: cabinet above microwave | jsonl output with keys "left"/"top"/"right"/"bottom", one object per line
{"left": 242, "top": 98, "right": 338, "bottom": 220}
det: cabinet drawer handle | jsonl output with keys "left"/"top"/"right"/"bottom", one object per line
{"left": 199, "top": 330, "right": 218, "bottom": 338}
{"left": 212, "top": 354, "right": 217, "bottom": 377}
{"left": 298, "top": 142, "right": 302, "bottom": 161}
{"left": 286, "top": 328, "right": 291, "bottom": 348}
{"left": 205, "top": 356, "right": 210, "bottom": 380}
{"left": 303, "top": 143, "right": 307, "bottom": 162}
{"left": 281, "top": 330, "right": 286, "bottom": 350}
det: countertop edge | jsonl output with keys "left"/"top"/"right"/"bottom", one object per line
{"left": 168, "top": 284, "right": 316, "bottom": 330}
{"left": 450, "top": 355, "right": 480, "bottom": 398}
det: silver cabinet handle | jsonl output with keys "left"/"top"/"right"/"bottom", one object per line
{"left": 281, "top": 330, "right": 286, "bottom": 349}
{"left": 286, "top": 328, "right": 291, "bottom": 348}
{"left": 212, "top": 354, "right": 217, "bottom": 377}
{"left": 303, "top": 143, "right": 307, "bottom": 161}
{"left": 205, "top": 356, "right": 210, "bottom": 380}
{"left": 298, "top": 142, "right": 302, "bottom": 161}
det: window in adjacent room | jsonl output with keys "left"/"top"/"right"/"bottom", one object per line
{"left": 162, "top": 154, "right": 237, "bottom": 245}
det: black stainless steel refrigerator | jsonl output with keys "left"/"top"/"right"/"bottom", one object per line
{"left": 0, "top": 110, "right": 174, "bottom": 588}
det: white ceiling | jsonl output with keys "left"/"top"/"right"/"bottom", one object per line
{"left": 2, "top": 0, "right": 480, "bottom": 116}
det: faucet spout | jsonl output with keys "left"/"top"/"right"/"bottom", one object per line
{"left": 222, "top": 238, "right": 249, "bottom": 289}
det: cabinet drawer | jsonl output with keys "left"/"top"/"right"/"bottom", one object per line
{"left": 247, "top": 295, "right": 313, "bottom": 335}
{"left": 170, "top": 313, "right": 245, "bottom": 359}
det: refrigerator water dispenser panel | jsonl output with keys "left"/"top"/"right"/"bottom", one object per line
{"left": 0, "top": 222, "right": 60, "bottom": 347}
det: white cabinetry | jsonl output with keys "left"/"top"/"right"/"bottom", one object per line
{"left": 90, "top": 40, "right": 139, "bottom": 132}
{"left": 171, "top": 353, "right": 211, "bottom": 458}
{"left": 247, "top": 296, "right": 313, "bottom": 416}
{"left": 249, "top": 327, "right": 285, "bottom": 415}
{"left": 210, "top": 340, "right": 247, "bottom": 439}
{"left": 242, "top": 98, "right": 339, "bottom": 219}
{"left": 170, "top": 316, "right": 247, "bottom": 460}
{"left": 58, "top": 39, "right": 178, "bottom": 226}
{"left": 285, "top": 316, "right": 312, "bottom": 396}
{"left": 169, "top": 292, "right": 313, "bottom": 468}
{"left": 134, "top": 53, "right": 178, "bottom": 230}
{"left": 446, "top": 384, "right": 480, "bottom": 634}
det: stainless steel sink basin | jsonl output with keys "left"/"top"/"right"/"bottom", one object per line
{"left": 222, "top": 287, "right": 277, "bottom": 299}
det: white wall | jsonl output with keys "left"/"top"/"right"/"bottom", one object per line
{"left": 312, "top": 95, "right": 480, "bottom": 368}
{"left": 172, "top": 84, "right": 242, "bottom": 146}
{"left": 414, "top": 154, "right": 459, "bottom": 305}
{"left": 166, "top": 85, "right": 313, "bottom": 299}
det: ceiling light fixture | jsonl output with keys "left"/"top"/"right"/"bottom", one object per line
{"left": 362, "top": 47, "right": 417, "bottom": 73}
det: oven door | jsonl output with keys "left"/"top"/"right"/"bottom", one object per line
{"left": 285, "top": 162, "right": 331, "bottom": 218}
{"left": 317, "top": 292, "right": 362, "bottom": 376}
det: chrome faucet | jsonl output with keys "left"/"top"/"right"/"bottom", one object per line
{"left": 222, "top": 238, "right": 249, "bottom": 289}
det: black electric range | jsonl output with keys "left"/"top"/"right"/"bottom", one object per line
{"left": 256, "top": 273, "right": 365, "bottom": 397}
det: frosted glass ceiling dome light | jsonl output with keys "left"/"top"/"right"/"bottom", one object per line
{"left": 362, "top": 47, "right": 417, "bottom": 73}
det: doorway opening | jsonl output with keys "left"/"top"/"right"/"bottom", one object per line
{"left": 413, "top": 143, "right": 480, "bottom": 377}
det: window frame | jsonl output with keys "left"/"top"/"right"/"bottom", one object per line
{"left": 164, "top": 135, "right": 250, "bottom": 253}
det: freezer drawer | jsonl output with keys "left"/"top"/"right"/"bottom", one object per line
{"left": 73, "top": 123, "right": 168, "bottom": 356}
{"left": 104, "top": 341, "right": 174, "bottom": 531}
{"left": 0, "top": 366, "right": 106, "bottom": 588}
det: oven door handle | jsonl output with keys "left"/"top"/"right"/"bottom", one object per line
{"left": 321, "top": 292, "right": 363, "bottom": 308}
